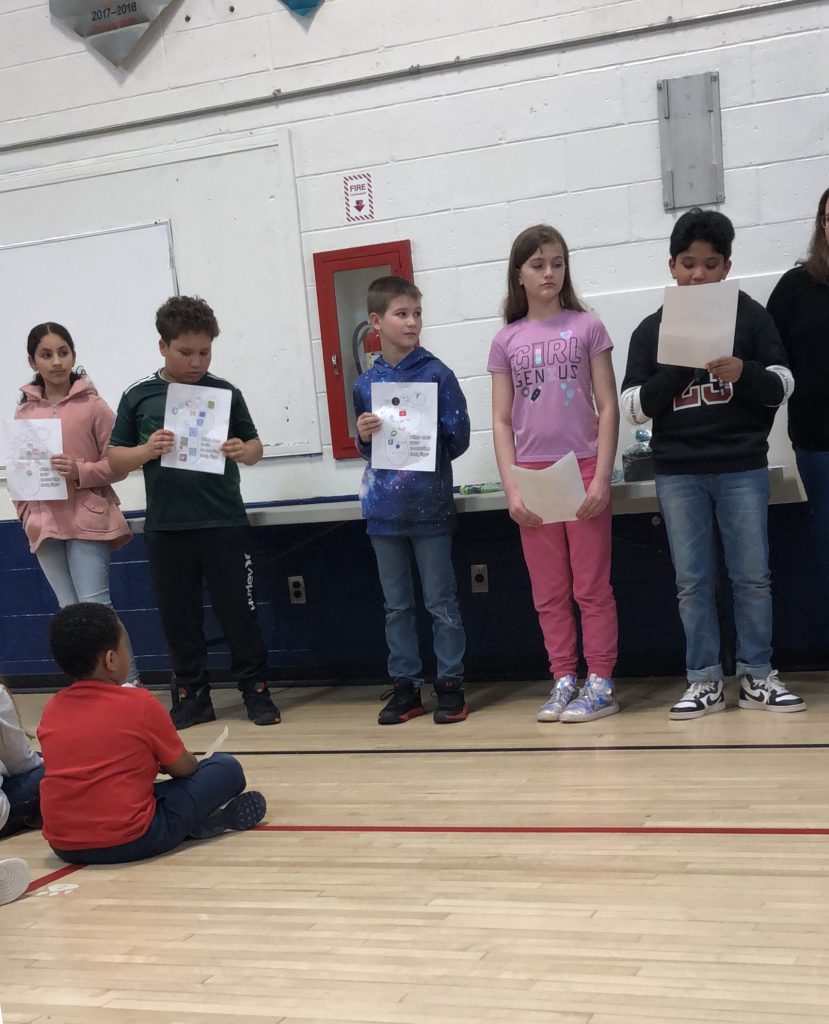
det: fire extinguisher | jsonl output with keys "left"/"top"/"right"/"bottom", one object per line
{"left": 352, "top": 320, "right": 382, "bottom": 374}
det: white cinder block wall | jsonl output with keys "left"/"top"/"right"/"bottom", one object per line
{"left": 0, "top": 0, "right": 826, "bottom": 518}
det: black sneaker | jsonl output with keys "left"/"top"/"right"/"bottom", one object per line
{"left": 378, "top": 679, "right": 427, "bottom": 725}
{"left": 170, "top": 684, "right": 216, "bottom": 730}
{"left": 433, "top": 678, "right": 469, "bottom": 724}
{"left": 738, "top": 671, "right": 807, "bottom": 713}
{"left": 243, "top": 683, "right": 281, "bottom": 726}
{"left": 669, "top": 679, "right": 725, "bottom": 720}
{"left": 189, "top": 791, "right": 267, "bottom": 840}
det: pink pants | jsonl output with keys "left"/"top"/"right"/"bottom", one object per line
{"left": 518, "top": 456, "right": 617, "bottom": 680}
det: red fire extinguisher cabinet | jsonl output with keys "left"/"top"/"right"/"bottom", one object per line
{"left": 313, "top": 240, "right": 414, "bottom": 460}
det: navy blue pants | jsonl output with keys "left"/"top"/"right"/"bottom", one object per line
{"left": 0, "top": 763, "right": 44, "bottom": 838}
{"left": 51, "top": 753, "right": 246, "bottom": 864}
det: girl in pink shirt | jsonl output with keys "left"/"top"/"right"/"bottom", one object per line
{"left": 13, "top": 323, "right": 140, "bottom": 685}
{"left": 488, "top": 225, "right": 620, "bottom": 722}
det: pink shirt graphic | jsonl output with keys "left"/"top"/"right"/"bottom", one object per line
{"left": 487, "top": 310, "right": 613, "bottom": 461}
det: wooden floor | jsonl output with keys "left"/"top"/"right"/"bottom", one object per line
{"left": 2, "top": 675, "right": 829, "bottom": 1024}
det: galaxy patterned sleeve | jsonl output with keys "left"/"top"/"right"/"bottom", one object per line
{"left": 352, "top": 373, "right": 372, "bottom": 460}
{"left": 439, "top": 369, "right": 471, "bottom": 460}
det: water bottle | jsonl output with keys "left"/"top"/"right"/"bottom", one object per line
{"left": 459, "top": 483, "right": 503, "bottom": 495}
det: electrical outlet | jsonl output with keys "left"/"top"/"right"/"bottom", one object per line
{"left": 470, "top": 564, "right": 489, "bottom": 593}
{"left": 288, "top": 575, "right": 306, "bottom": 604}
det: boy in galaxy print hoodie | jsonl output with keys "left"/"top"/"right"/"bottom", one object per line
{"left": 353, "top": 276, "right": 471, "bottom": 726}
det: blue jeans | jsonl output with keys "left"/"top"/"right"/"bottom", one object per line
{"left": 36, "top": 538, "right": 139, "bottom": 685}
{"left": 0, "top": 762, "right": 45, "bottom": 838}
{"left": 370, "top": 533, "right": 466, "bottom": 684}
{"left": 656, "top": 469, "right": 773, "bottom": 683}
{"left": 51, "top": 753, "right": 246, "bottom": 864}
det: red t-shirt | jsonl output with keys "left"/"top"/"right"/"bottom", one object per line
{"left": 38, "top": 682, "right": 184, "bottom": 850}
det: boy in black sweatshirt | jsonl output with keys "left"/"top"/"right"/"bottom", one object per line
{"left": 621, "top": 208, "right": 805, "bottom": 720}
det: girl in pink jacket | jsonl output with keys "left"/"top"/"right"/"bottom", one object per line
{"left": 14, "top": 323, "right": 140, "bottom": 685}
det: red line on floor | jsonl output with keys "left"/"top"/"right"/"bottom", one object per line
{"left": 254, "top": 824, "right": 829, "bottom": 835}
{"left": 18, "top": 826, "right": 825, "bottom": 891}
{"left": 26, "top": 863, "right": 85, "bottom": 893}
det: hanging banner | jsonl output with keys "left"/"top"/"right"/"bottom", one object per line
{"left": 50, "top": 0, "right": 174, "bottom": 67}
{"left": 280, "top": 0, "right": 323, "bottom": 15}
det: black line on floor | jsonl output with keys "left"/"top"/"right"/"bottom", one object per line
{"left": 193, "top": 742, "right": 829, "bottom": 756}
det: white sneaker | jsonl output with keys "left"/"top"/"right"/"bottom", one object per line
{"left": 0, "top": 858, "right": 31, "bottom": 905}
{"left": 669, "top": 679, "right": 725, "bottom": 720}
{"left": 738, "top": 671, "right": 806, "bottom": 713}
{"left": 559, "top": 674, "right": 619, "bottom": 723}
{"left": 536, "top": 673, "right": 578, "bottom": 722}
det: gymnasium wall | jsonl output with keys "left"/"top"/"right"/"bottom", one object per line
{"left": 0, "top": 0, "right": 826, "bottom": 680}
{"left": 2, "top": 0, "right": 827, "bottom": 512}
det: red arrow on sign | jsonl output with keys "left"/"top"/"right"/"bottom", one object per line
{"left": 354, "top": 200, "right": 365, "bottom": 212}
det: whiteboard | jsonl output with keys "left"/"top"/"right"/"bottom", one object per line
{"left": 0, "top": 222, "right": 178, "bottom": 429}
{"left": 0, "top": 133, "right": 320, "bottom": 473}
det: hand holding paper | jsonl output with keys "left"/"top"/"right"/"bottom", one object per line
{"left": 370, "top": 382, "right": 438, "bottom": 472}
{"left": 657, "top": 278, "right": 739, "bottom": 368}
{"left": 705, "top": 355, "right": 744, "bottom": 383}
{"left": 161, "top": 383, "right": 232, "bottom": 475}
{"left": 2, "top": 419, "right": 68, "bottom": 501}
{"left": 511, "top": 451, "right": 587, "bottom": 524}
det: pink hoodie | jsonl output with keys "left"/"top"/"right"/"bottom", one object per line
{"left": 14, "top": 378, "right": 132, "bottom": 553}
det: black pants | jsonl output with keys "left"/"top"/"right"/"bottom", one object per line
{"left": 145, "top": 526, "right": 268, "bottom": 693}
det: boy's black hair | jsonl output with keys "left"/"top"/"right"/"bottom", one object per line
{"left": 669, "top": 207, "right": 735, "bottom": 260}
{"left": 49, "top": 603, "right": 122, "bottom": 681}
{"left": 156, "top": 296, "right": 220, "bottom": 343}
{"left": 367, "top": 275, "right": 422, "bottom": 318}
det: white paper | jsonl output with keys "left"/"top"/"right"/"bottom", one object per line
{"left": 657, "top": 278, "right": 739, "bottom": 368}
{"left": 511, "top": 451, "right": 587, "bottom": 524}
{"left": 2, "top": 419, "right": 68, "bottom": 501}
{"left": 370, "top": 382, "right": 438, "bottom": 472}
{"left": 161, "top": 383, "right": 231, "bottom": 475}
{"left": 200, "top": 725, "right": 229, "bottom": 760}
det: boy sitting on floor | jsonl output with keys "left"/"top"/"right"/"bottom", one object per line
{"left": 38, "top": 603, "right": 266, "bottom": 864}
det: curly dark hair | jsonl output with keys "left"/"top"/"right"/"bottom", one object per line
{"left": 155, "top": 296, "right": 220, "bottom": 343}
{"left": 49, "top": 603, "right": 122, "bottom": 680}
{"left": 669, "top": 207, "right": 735, "bottom": 261}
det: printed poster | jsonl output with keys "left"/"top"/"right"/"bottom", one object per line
{"left": 2, "top": 419, "right": 68, "bottom": 501}
{"left": 161, "top": 383, "right": 231, "bottom": 476}
{"left": 50, "top": 0, "right": 175, "bottom": 67}
{"left": 370, "top": 382, "right": 438, "bottom": 473}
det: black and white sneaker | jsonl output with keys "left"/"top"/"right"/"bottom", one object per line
{"left": 738, "top": 671, "right": 806, "bottom": 713}
{"left": 669, "top": 679, "right": 726, "bottom": 720}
